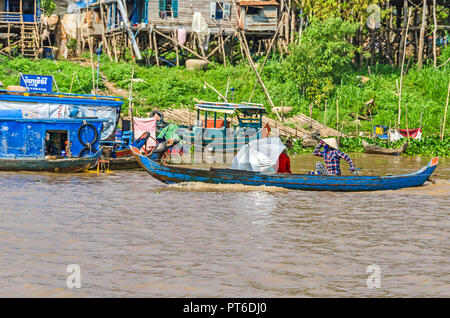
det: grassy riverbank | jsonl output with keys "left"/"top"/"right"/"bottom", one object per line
{"left": 0, "top": 56, "right": 449, "bottom": 157}
{"left": 1, "top": 56, "right": 448, "bottom": 136}
{"left": 98, "top": 58, "right": 450, "bottom": 137}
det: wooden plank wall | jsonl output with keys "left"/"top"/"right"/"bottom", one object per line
{"left": 242, "top": 6, "right": 277, "bottom": 31}
{"left": 147, "top": 0, "right": 238, "bottom": 32}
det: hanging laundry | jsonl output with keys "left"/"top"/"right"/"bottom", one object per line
{"left": 177, "top": 29, "right": 187, "bottom": 46}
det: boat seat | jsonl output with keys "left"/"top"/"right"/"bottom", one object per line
{"left": 204, "top": 119, "right": 225, "bottom": 128}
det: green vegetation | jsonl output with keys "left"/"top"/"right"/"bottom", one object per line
{"left": 288, "top": 136, "right": 450, "bottom": 157}
{"left": 41, "top": 0, "right": 56, "bottom": 16}
{"left": 98, "top": 56, "right": 449, "bottom": 137}
{"left": 283, "top": 17, "right": 359, "bottom": 103}
{"left": 0, "top": 57, "right": 100, "bottom": 94}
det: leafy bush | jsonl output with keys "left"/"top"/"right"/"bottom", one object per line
{"left": 282, "top": 17, "right": 359, "bottom": 104}
{"left": 41, "top": 0, "right": 56, "bottom": 15}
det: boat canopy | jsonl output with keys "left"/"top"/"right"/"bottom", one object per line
{"left": 195, "top": 101, "right": 266, "bottom": 115}
{"left": 0, "top": 90, "right": 123, "bottom": 141}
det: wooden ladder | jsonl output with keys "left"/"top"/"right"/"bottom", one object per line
{"left": 21, "top": 22, "right": 40, "bottom": 58}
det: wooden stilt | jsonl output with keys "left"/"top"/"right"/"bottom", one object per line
{"left": 99, "top": 2, "right": 113, "bottom": 61}
{"left": 221, "top": 33, "right": 227, "bottom": 67}
{"left": 432, "top": 0, "right": 437, "bottom": 68}
{"left": 418, "top": 0, "right": 427, "bottom": 69}
{"left": 174, "top": 31, "right": 180, "bottom": 67}
{"left": 153, "top": 31, "right": 160, "bottom": 66}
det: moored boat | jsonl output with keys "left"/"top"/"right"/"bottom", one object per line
{"left": 0, "top": 89, "right": 123, "bottom": 141}
{"left": 176, "top": 101, "right": 268, "bottom": 153}
{"left": 130, "top": 146, "right": 439, "bottom": 192}
{"left": 0, "top": 152, "right": 102, "bottom": 173}
{"left": 0, "top": 114, "right": 105, "bottom": 172}
{"left": 362, "top": 140, "right": 408, "bottom": 155}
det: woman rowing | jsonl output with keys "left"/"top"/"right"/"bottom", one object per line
{"left": 312, "top": 138, "right": 356, "bottom": 175}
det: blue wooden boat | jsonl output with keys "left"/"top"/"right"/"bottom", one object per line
{"left": 130, "top": 146, "right": 439, "bottom": 192}
{"left": 0, "top": 114, "right": 105, "bottom": 172}
{"left": 0, "top": 89, "right": 123, "bottom": 141}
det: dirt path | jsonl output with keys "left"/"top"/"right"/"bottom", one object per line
{"left": 76, "top": 59, "right": 128, "bottom": 98}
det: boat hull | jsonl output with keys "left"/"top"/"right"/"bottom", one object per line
{"left": 0, "top": 151, "right": 102, "bottom": 173}
{"left": 362, "top": 140, "right": 408, "bottom": 155}
{"left": 106, "top": 156, "right": 142, "bottom": 170}
{"left": 131, "top": 147, "right": 438, "bottom": 192}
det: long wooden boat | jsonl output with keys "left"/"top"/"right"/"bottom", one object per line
{"left": 0, "top": 150, "right": 102, "bottom": 173}
{"left": 130, "top": 147, "right": 439, "bottom": 192}
{"left": 362, "top": 140, "right": 408, "bottom": 155}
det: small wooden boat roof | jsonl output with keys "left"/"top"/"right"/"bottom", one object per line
{"left": 195, "top": 101, "right": 266, "bottom": 114}
{"left": 0, "top": 117, "right": 107, "bottom": 123}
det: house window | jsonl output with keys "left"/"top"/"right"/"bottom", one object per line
{"left": 159, "top": 0, "right": 178, "bottom": 19}
{"left": 247, "top": 6, "right": 259, "bottom": 15}
{"left": 210, "top": 2, "right": 231, "bottom": 20}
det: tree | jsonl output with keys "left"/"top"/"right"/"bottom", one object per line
{"left": 283, "top": 17, "right": 359, "bottom": 105}
{"left": 41, "top": 0, "right": 56, "bottom": 16}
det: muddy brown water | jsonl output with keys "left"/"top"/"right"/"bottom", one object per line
{"left": 0, "top": 154, "right": 448, "bottom": 297}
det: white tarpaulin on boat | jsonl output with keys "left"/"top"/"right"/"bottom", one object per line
{"left": 0, "top": 101, "right": 119, "bottom": 140}
{"left": 231, "top": 137, "right": 286, "bottom": 173}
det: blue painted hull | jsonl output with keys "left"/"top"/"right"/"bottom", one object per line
{"left": 131, "top": 147, "right": 439, "bottom": 192}
{"left": 0, "top": 150, "right": 102, "bottom": 173}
